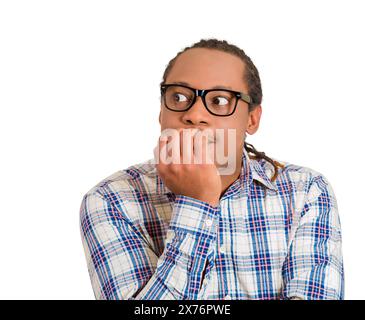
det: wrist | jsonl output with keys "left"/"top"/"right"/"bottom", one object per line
{"left": 197, "top": 195, "right": 220, "bottom": 207}
{"left": 176, "top": 193, "right": 220, "bottom": 207}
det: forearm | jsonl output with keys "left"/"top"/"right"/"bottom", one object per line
{"left": 133, "top": 194, "right": 220, "bottom": 300}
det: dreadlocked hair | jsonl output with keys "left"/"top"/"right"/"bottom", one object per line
{"left": 244, "top": 142, "right": 285, "bottom": 182}
{"left": 161, "top": 38, "right": 285, "bottom": 182}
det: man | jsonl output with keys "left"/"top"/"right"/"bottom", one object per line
{"left": 79, "top": 38, "right": 344, "bottom": 300}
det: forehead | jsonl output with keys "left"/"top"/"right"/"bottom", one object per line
{"left": 166, "top": 48, "right": 247, "bottom": 91}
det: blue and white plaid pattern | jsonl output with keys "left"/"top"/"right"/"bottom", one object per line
{"left": 79, "top": 147, "right": 344, "bottom": 300}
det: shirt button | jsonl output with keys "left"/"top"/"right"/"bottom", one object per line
{"left": 205, "top": 219, "right": 213, "bottom": 227}
{"left": 166, "top": 230, "right": 175, "bottom": 242}
{"left": 225, "top": 295, "right": 231, "bottom": 300}
{"left": 220, "top": 245, "right": 226, "bottom": 254}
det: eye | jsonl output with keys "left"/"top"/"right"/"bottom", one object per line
{"left": 174, "top": 93, "right": 189, "bottom": 103}
{"left": 212, "top": 96, "right": 229, "bottom": 106}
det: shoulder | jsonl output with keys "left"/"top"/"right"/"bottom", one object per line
{"left": 259, "top": 155, "right": 337, "bottom": 199}
{"left": 79, "top": 158, "right": 158, "bottom": 220}
{"left": 83, "top": 158, "right": 157, "bottom": 197}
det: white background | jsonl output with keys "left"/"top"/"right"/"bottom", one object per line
{"left": 0, "top": 0, "right": 364, "bottom": 299}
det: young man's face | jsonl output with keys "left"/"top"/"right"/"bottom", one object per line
{"left": 159, "top": 48, "right": 262, "bottom": 174}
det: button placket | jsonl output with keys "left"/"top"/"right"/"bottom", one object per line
{"left": 205, "top": 219, "right": 213, "bottom": 227}
{"left": 219, "top": 244, "right": 226, "bottom": 254}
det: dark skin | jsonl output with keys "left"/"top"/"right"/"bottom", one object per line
{"left": 155, "top": 48, "right": 262, "bottom": 206}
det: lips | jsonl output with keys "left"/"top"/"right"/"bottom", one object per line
{"left": 194, "top": 131, "right": 215, "bottom": 144}
{"left": 178, "top": 127, "right": 216, "bottom": 143}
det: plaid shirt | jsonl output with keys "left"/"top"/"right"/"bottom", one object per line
{"left": 79, "top": 147, "right": 344, "bottom": 300}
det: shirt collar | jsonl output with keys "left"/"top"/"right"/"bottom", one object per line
{"left": 241, "top": 147, "right": 278, "bottom": 192}
{"left": 156, "top": 146, "right": 278, "bottom": 195}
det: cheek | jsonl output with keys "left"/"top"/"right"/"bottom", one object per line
{"left": 159, "top": 109, "right": 177, "bottom": 129}
{"left": 213, "top": 127, "right": 242, "bottom": 158}
{"left": 216, "top": 118, "right": 245, "bottom": 140}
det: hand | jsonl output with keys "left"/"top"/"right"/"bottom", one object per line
{"left": 153, "top": 129, "right": 221, "bottom": 207}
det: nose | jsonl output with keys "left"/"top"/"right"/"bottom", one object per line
{"left": 181, "top": 96, "right": 210, "bottom": 126}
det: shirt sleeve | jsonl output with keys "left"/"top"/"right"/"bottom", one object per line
{"left": 280, "top": 174, "right": 345, "bottom": 300}
{"left": 79, "top": 191, "right": 220, "bottom": 300}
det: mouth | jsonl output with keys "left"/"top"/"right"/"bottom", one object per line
{"left": 208, "top": 137, "right": 216, "bottom": 144}
{"left": 179, "top": 128, "right": 216, "bottom": 143}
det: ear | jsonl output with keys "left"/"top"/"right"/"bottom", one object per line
{"left": 246, "top": 105, "right": 262, "bottom": 135}
{"left": 158, "top": 111, "right": 161, "bottom": 125}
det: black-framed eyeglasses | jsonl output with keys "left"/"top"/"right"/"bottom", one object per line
{"left": 160, "top": 83, "right": 252, "bottom": 117}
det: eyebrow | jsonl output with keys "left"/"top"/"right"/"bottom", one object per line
{"left": 170, "top": 81, "right": 234, "bottom": 91}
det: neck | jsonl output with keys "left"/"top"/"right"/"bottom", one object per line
{"left": 219, "top": 160, "right": 243, "bottom": 198}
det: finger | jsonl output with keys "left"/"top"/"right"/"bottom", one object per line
{"left": 180, "top": 128, "right": 194, "bottom": 164}
{"left": 169, "top": 129, "right": 181, "bottom": 164}
{"left": 194, "top": 131, "right": 214, "bottom": 165}
{"left": 205, "top": 130, "right": 216, "bottom": 164}
{"left": 191, "top": 129, "right": 199, "bottom": 163}
{"left": 193, "top": 131, "right": 203, "bottom": 164}
{"left": 206, "top": 135, "right": 215, "bottom": 165}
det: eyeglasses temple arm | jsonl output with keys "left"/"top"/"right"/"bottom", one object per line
{"left": 240, "top": 92, "right": 252, "bottom": 104}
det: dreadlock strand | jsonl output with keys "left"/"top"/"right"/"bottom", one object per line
{"left": 244, "top": 142, "right": 285, "bottom": 182}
